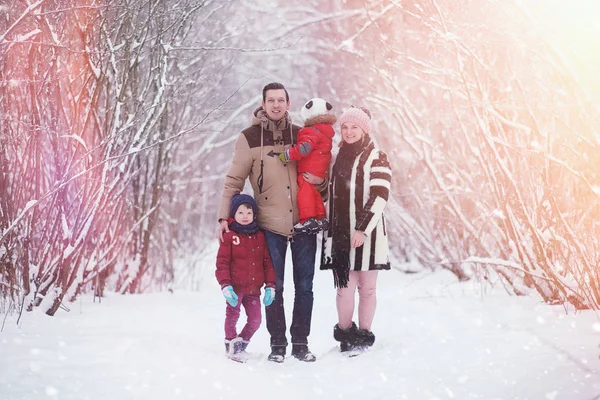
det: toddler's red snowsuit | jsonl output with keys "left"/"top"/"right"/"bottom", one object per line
{"left": 286, "top": 123, "right": 334, "bottom": 222}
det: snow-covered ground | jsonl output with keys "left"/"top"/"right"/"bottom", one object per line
{"left": 2, "top": 244, "right": 600, "bottom": 400}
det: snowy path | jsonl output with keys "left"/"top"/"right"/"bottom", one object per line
{"left": 2, "top": 247, "right": 600, "bottom": 400}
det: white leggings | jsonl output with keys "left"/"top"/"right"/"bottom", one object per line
{"left": 336, "top": 270, "right": 379, "bottom": 331}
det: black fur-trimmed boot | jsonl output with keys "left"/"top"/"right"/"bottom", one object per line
{"left": 333, "top": 322, "right": 359, "bottom": 352}
{"left": 355, "top": 329, "right": 375, "bottom": 350}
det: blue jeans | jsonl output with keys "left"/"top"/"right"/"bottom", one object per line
{"left": 264, "top": 231, "right": 316, "bottom": 347}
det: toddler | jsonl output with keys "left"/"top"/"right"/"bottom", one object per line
{"left": 279, "top": 98, "right": 336, "bottom": 233}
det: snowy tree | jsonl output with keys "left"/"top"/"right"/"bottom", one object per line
{"left": 2, "top": 0, "right": 599, "bottom": 316}
{"left": 320, "top": 0, "right": 600, "bottom": 308}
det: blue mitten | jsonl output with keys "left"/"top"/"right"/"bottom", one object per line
{"left": 263, "top": 287, "right": 275, "bottom": 306}
{"left": 222, "top": 285, "right": 238, "bottom": 307}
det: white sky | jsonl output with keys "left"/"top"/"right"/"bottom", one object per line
{"left": 520, "top": 0, "right": 600, "bottom": 89}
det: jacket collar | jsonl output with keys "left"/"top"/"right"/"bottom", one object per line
{"left": 252, "top": 107, "right": 292, "bottom": 132}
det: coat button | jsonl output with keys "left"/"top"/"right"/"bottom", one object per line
{"left": 289, "top": 209, "right": 292, "bottom": 212}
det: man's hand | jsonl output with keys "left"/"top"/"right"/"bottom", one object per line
{"left": 217, "top": 219, "right": 229, "bottom": 242}
{"left": 303, "top": 172, "right": 325, "bottom": 185}
{"left": 351, "top": 230, "right": 365, "bottom": 248}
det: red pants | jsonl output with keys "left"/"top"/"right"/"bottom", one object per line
{"left": 297, "top": 175, "right": 326, "bottom": 222}
{"left": 224, "top": 293, "right": 261, "bottom": 341}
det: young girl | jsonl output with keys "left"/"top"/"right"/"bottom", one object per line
{"left": 215, "top": 193, "right": 276, "bottom": 362}
{"left": 320, "top": 106, "right": 392, "bottom": 354}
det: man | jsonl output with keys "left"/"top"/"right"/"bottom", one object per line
{"left": 217, "top": 82, "right": 327, "bottom": 363}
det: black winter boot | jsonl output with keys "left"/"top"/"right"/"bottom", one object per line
{"left": 291, "top": 344, "right": 316, "bottom": 362}
{"left": 268, "top": 346, "right": 286, "bottom": 363}
{"left": 293, "top": 217, "right": 320, "bottom": 234}
{"left": 317, "top": 217, "right": 329, "bottom": 231}
{"left": 333, "top": 322, "right": 359, "bottom": 352}
{"left": 355, "top": 329, "right": 375, "bottom": 349}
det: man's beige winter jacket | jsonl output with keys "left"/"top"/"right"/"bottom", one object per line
{"left": 218, "top": 108, "right": 328, "bottom": 237}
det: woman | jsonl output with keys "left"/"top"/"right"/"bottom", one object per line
{"left": 320, "top": 106, "right": 392, "bottom": 354}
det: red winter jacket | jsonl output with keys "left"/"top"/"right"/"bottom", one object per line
{"left": 215, "top": 229, "right": 276, "bottom": 296}
{"left": 287, "top": 122, "right": 334, "bottom": 178}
